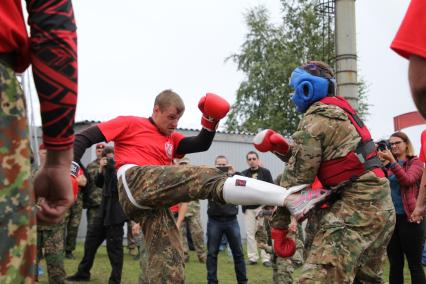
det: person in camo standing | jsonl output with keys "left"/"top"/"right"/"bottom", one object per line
{"left": 64, "top": 164, "right": 89, "bottom": 259}
{"left": 85, "top": 143, "right": 106, "bottom": 226}
{"left": 175, "top": 157, "right": 207, "bottom": 263}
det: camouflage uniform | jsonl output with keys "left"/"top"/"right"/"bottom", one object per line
{"left": 127, "top": 221, "right": 138, "bottom": 255}
{"left": 0, "top": 61, "right": 36, "bottom": 283}
{"left": 137, "top": 232, "right": 148, "bottom": 284}
{"left": 180, "top": 200, "right": 206, "bottom": 263}
{"left": 271, "top": 102, "right": 396, "bottom": 283}
{"left": 36, "top": 222, "right": 66, "bottom": 284}
{"left": 85, "top": 159, "right": 103, "bottom": 225}
{"left": 118, "top": 165, "right": 226, "bottom": 284}
{"left": 255, "top": 209, "right": 304, "bottom": 284}
{"left": 64, "top": 190, "right": 83, "bottom": 253}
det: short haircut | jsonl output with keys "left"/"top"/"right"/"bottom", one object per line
{"left": 246, "top": 151, "right": 259, "bottom": 160}
{"left": 215, "top": 155, "right": 228, "bottom": 164}
{"left": 102, "top": 146, "right": 114, "bottom": 157}
{"left": 154, "top": 89, "right": 185, "bottom": 114}
{"left": 390, "top": 131, "right": 416, "bottom": 158}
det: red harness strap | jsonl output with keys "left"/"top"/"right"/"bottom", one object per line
{"left": 317, "top": 97, "right": 384, "bottom": 187}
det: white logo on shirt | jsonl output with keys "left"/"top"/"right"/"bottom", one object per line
{"left": 165, "top": 141, "right": 174, "bottom": 159}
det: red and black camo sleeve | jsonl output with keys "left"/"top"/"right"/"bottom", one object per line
{"left": 27, "top": 0, "right": 77, "bottom": 150}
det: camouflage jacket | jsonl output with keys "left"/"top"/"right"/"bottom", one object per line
{"left": 84, "top": 159, "right": 103, "bottom": 208}
{"left": 272, "top": 101, "right": 361, "bottom": 228}
{"left": 185, "top": 200, "right": 201, "bottom": 217}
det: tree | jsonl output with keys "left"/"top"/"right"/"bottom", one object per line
{"left": 226, "top": 0, "right": 368, "bottom": 135}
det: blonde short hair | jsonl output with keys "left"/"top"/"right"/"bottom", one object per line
{"left": 154, "top": 89, "right": 185, "bottom": 114}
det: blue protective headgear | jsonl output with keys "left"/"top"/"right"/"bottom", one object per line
{"left": 289, "top": 67, "right": 333, "bottom": 113}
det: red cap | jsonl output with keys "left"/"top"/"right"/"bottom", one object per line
{"left": 96, "top": 143, "right": 106, "bottom": 149}
{"left": 39, "top": 144, "right": 46, "bottom": 150}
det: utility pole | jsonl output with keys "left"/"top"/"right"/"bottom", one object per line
{"left": 335, "top": 0, "right": 358, "bottom": 110}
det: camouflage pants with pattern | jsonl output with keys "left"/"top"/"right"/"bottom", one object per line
{"left": 64, "top": 192, "right": 83, "bottom": 253}
{"left": 0, "top": 61, "right": 36, "bottom": 283}
{"left": 86, "top": 206, "right": 101, "bottom": 227}
{"left": 181, "top": 215, "right": 206, "bottom": 262}
{"left": 118, "top": 165, "right": 226, "bottom": 284}
{"left": 127, "top": 221, "right": 137, "bottom": 251}
{"left": 36, "top": 224, "right": 66, "bottom": 284}
{"left": 298, "top": 174, "right": 396, "bottom": 284}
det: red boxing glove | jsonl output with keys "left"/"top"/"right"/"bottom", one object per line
{"left": 253, "top": 129, "right": 289, "bottom": 155}
{"left": 271, "top": 228, "right": 296, "bottom": 257}
{"left": 198, "top": 93, "right": 230, "bottom": 131}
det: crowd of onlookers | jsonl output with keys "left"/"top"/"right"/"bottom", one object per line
{"left": 34, "top": 128, "right": 426, "bottom": 284}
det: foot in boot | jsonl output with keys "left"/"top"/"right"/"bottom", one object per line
{"left": 66, "top": 273, "right": 90, "bottom": 282}
{"left": 65, "top": 251, "right": 75, "bottom": 259}
{"left": 284, "top": 186, "right": 330, "bottom": 221}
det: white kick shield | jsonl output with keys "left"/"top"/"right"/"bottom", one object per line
{"left": 222, "top": 175, "right": 307, "bottom": 207}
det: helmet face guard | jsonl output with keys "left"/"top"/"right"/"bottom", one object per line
{"left": 289, "top": 67, "right": 332, "bottom": 113}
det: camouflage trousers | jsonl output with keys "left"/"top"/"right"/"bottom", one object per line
{"left": 36, "top": 224, "right": 66, "bottom": 284}
{"left": 181, "top": 215, "right": 206, "bottom": 262}
{"left": 127, "top": 221, "right": 137, "bottom": 251}
{"left": 0, "top": 62, "right": 36, "bottom": 283}
{"left": 86, "top": 205, "right": 101, "bottom": 227}
{"left": 118, "top": 165, "right": 226, "bottom": 284}
{"left": 298, "top": 174, "right": 396, "bottom": 284}
{"left": 64, "top": 192, "right": 83, "bottom": 252}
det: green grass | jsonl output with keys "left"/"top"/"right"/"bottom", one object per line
{"left": 37, "top": 242, "right": 419, "bottom": 283}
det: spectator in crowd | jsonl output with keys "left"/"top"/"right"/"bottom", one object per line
{"left": 0, "top": 1, "right": 77, "bottom": 282}
{"left": 85, "top": 143, "right": 106, "bottom": 227}
{"left": 67, "top": 146, "right": 128, "bottom": 283}
{"left": 379, "top": 131, "right": 425, "bottom": 284}
{"left": 206, "top": 155, "right": 247, "bottom": 284}
{"left": 175, "top": 157, "right": 207, "bottom": 263}
{"left": 34, "top": 144, "right": 65, "bottom": 283}
{"left": 64, "top": 164, "right": 89, "bottom": 259}
{"left": 127, "top": 221, "right": 139, "bottom": 258}
{"left": 241, "top": 151, "right": 273, "bottom": 267}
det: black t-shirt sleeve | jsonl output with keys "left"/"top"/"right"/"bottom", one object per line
{"left": 176, "top": 128, "right": 215, "bottom": 155}
{"left": 74, "top": 125, "right": 106, "bottom": 162}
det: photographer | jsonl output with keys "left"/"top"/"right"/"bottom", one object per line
{"left": 378, "top": 132, "right": 425, "bottom": 284}
{"left": 67, "top": 146, "right": 128, "bottom": 283}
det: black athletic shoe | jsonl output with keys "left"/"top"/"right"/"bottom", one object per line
{"left": 66, "top": 273, "right": 90, "bottom": 282}
{"left": 65, "top": 251, "right": 75, "bottom": 260}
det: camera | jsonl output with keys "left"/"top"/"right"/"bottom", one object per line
{"left": 106, "top": 157, "right": 115, "bottom": 167}
{"left": 376, "top": 139, "right": 391, "bottom": 151}
{"left": 216, "top": 166, "right": 230, "bottom": 173}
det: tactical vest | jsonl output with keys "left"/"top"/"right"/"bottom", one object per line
{"left": 317, "top": 96, "right": 384, "bottom": 187}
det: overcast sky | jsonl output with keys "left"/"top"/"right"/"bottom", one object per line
{"left": 27, "top": 0, "right": 424, "bottom": 152}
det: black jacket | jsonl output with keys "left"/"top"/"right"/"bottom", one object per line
{"left": 241, "top": 167, "right": 274, "bottom": 212}
{"left": 207, "top": 200, "right": 239, "bottom": 218}
{"left": 95, "top": 162, "right": 128, "bottom": 226}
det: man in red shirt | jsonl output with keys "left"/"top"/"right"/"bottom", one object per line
{"left": 70, "top": 89, "right": 320, "bottom": 283}
{"left": 0, "top": 1, "right": 77, "bottom": 283}
{"left": 391, "top": 0, "right": 426, "bottom": 118}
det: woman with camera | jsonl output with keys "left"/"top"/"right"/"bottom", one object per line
{"left": 378, "top": 131, "right": 425, "bottom": 284}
